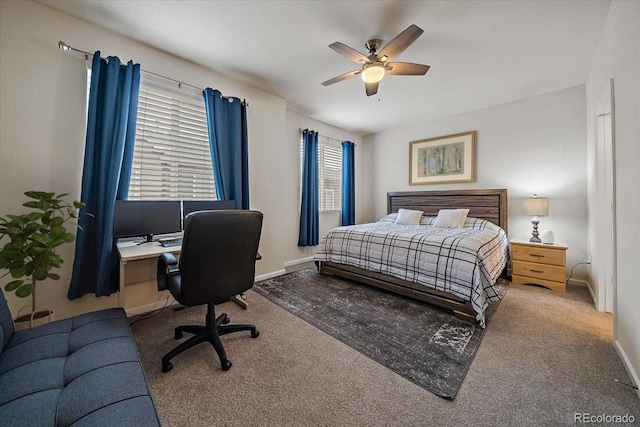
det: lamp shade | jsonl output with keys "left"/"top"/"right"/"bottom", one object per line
{"left": 361, "top": 63, "right": 385, "bottom": 84}
{"left": 523, "top": 196, "right": 549, "bottom": 217}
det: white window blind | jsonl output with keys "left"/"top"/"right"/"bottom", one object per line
{"left": 128, "top": 80, "right": 216, "bottom": 200}
{"left": 300, "top": 136, "right": 342, "bottom": 212}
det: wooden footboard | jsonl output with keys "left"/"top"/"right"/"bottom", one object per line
{"left": 317, "top": 261, "right": 478, "bottom": 324}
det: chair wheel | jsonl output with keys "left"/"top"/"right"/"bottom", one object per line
{"left": 221, "top": 359, "right": 232, "bottom": 371}
{"left": 175, "top": 330, "right": 183, "bottom": 340}
{"left": 222, "top": 316, "right": 231, "bottom": 324}
{"left": 162, "top": 361, "right": 173, "bottom": 373}
{"left": 251, "top": 329, "right": 260, "bottom": 338}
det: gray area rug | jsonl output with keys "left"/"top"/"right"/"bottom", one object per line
{"left": 254, "top": 268, "right": 507, "bottom": 399}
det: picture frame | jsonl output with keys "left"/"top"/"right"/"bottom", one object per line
{"left": 409, "top": 131, "right": 476, "bottom": 185}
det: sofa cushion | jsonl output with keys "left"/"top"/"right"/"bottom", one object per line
{"left": 0, "top": 307, "right": 160, "bottom": 427}
{"left": 0, "top": 309, "right": 128, "bottom": 374}
{"left": 0, "top": 357, "right": 65, "bottom": 406}
{"left": 0, "top": 390, "right": 60, "bottom": 427}
{"left": 0, "top": 291, "right": 14, "bottom": 353}
{"left": 57, "top": 361, "right": 157, "bottom": 426}
{"left": 70, "top": 396, "right": 161, "bottom": 427}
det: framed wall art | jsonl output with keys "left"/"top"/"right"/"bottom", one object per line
{"left": 409, "top": 131, "right": 476, "bottom": 185}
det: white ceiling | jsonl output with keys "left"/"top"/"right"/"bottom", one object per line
{"left": 40, "top": 0, "right": 611, "bottom": 136}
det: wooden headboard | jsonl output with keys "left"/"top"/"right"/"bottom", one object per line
{"left": 387, "top": 189, "right": 508, "bottom": 235}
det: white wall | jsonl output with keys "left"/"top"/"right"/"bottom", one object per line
{"left": 285, "top": 111, "right": 364, "bottom": 265}
{"left": 585, "top": 0, "right": 640, "bottom": 393}
{"left": 364, "top": 86, "right": 588, "bottom": 281}
{"left": 0, "top": 1, "right": 363, "bottom": 319}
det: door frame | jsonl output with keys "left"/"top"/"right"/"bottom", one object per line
{"left": 594, "top": 78, "right": 617, "bottom": 322}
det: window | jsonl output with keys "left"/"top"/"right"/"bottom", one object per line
{"left": 129, "top": 79, "right": 216, "bottom": 200}
{"left": 300, "top": 136, "right": 342, "bottom": 211}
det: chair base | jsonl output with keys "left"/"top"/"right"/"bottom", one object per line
{"left": 162, "top": 303, "right": 258, "bottom": 373}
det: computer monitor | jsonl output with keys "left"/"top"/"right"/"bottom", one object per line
{"left": 114, "top": 200, "right": 182, "bottom": 242}
{"left": 182, "top": 200, "right": 236, "bottom": 218}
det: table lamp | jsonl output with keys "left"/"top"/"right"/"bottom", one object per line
{"left": 523, "top": 194, "right": 549, "bottom": 243}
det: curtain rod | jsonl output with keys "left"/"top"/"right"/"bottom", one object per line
{"left": 299, "top": 128, "right": 353, "bottom": 145}
{"left": 58, "top": 41, "right": 249, "bottom": 106}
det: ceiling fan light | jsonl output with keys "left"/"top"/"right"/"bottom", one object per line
{"left": 361, "top": 64, "right": 385, "bottom": 83}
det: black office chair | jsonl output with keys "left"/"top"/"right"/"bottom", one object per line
{"left": 156, "top": 210, "right": 263, "bottom": 373}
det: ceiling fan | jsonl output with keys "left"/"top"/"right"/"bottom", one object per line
{"left": 321, "top": 24, "right": 430, "bottom": 97}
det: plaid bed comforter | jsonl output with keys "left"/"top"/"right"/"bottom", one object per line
{"left": 314, "top": 216, "right": 508, "bottom": 327}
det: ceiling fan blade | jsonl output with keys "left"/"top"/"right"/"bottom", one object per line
{"left": 378, "top": 24, "right": 424, "bottom": 62}
{"left": 365, "top": 81, "right": 379, "bottom": 97}
{"left": 386, "top": 62, "right": 430, "bottom": 76}
{"left": 322, "top": 70, "right": 361, "bottom": 86}
{"left": 329, "top": 42, "right": 370, "bottom": 64}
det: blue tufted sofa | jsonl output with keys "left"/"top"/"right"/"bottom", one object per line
{"left": 0, "top": 291, "right": 160, "bottom": 426}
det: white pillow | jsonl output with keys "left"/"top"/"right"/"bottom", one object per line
{"left": 433, "top": 209, "right": 470, "bottom": 228}
{"left": 394, "top": 208, "right": 424, "bottom": 225}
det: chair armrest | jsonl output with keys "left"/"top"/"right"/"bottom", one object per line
{"left": 157, "top": 253, "right": 180, "bottom": 292}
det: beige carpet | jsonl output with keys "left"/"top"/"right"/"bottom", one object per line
{"left": 131, "top": 282, "right": 640, "bottom": 426}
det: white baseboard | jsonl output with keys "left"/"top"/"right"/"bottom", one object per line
{"left": 255, "top": 269, "right": 286, "bottom": 282}
{"left": 125, "top": 297, "right": 179, "bottom": 317}
{"left": 567, "top": 278, "right": 599, "bottom": 305}
{"left": 256, "top": 256, "right": 316, "bottom": 283}
{"left": 614, "top": 340, "right": 640, "bottom": 400}
{"left": 284, "top": 256, "right": 314, "bottom": 268}
{"left": 583, "top": 279, "right": 597, "bottom": 303}
{"left": 567, "top": 278, "right": 588, "bottom": 288}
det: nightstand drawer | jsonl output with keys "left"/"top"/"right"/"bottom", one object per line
{"left": 512, "top": 260, "right": 565, "bottom": 283}
{"left": 511, "top": 245, "right": 565, "bottom": 266}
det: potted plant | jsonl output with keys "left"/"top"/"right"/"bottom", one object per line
{"left": 0, "top": 191, "right": 84, "bottom": 327}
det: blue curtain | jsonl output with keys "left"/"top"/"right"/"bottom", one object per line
{"left": 203, "top": 88, "right": 249, "bottom": 209}
{"left": 68, "top": 52, "right": 140, "bottom": 300}
{"left": 341, "top": 141, "right": 355, "bottom": 226}
{"left": 298, "top": 129, "right": 319, "bottom": 246}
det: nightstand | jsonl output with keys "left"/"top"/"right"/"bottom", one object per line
{"left": 510, "top": 239, "right": 568, "bottom": 292}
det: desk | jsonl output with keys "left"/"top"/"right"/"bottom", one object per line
{"left": 116, "top": 241, "right": 250, "bottom": 315}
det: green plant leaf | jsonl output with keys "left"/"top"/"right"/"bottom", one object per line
{"left": 10, "top": 265, "right": 26, "bottom": 278}
{"left": 31, "top": 234, "right": 49, "bottom": 245}
{"left": 33, "top": 269, "right": 49, "bottom": 281}
{"left": 15, "top": 283, "right": 33, "bottom": 298}
{"left": 26, "top": 212, "right": 44, "bottom": 222}
{"left": 3, "top": 226, "right": 23, "bottom": 236}
{"left": 60, "top": 233, "right": 75, "bottom": 243}
{"left": 48, "top": 273, "right": 60, "bottom": 280}
{"left": 22, "top": 201, "right": 40, "bottom": 209}
{"left": 24, "top": 191, "right": 43, "bottom": 199}
{"left": 73, "top": 201, "right": 85, "bottom": 209}
{"left": 6, "top": 215, "right": 27, "bottom": 225}
{"left": 4, "top": 279, "right": 23, "bottom": 291}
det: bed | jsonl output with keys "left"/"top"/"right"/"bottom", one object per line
{"left": 314, "top": 189, "right": 508, "bottom": 327}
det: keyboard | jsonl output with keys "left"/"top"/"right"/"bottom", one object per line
{"left": 159, "top": 237, "right": 182, "bottom": 247}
